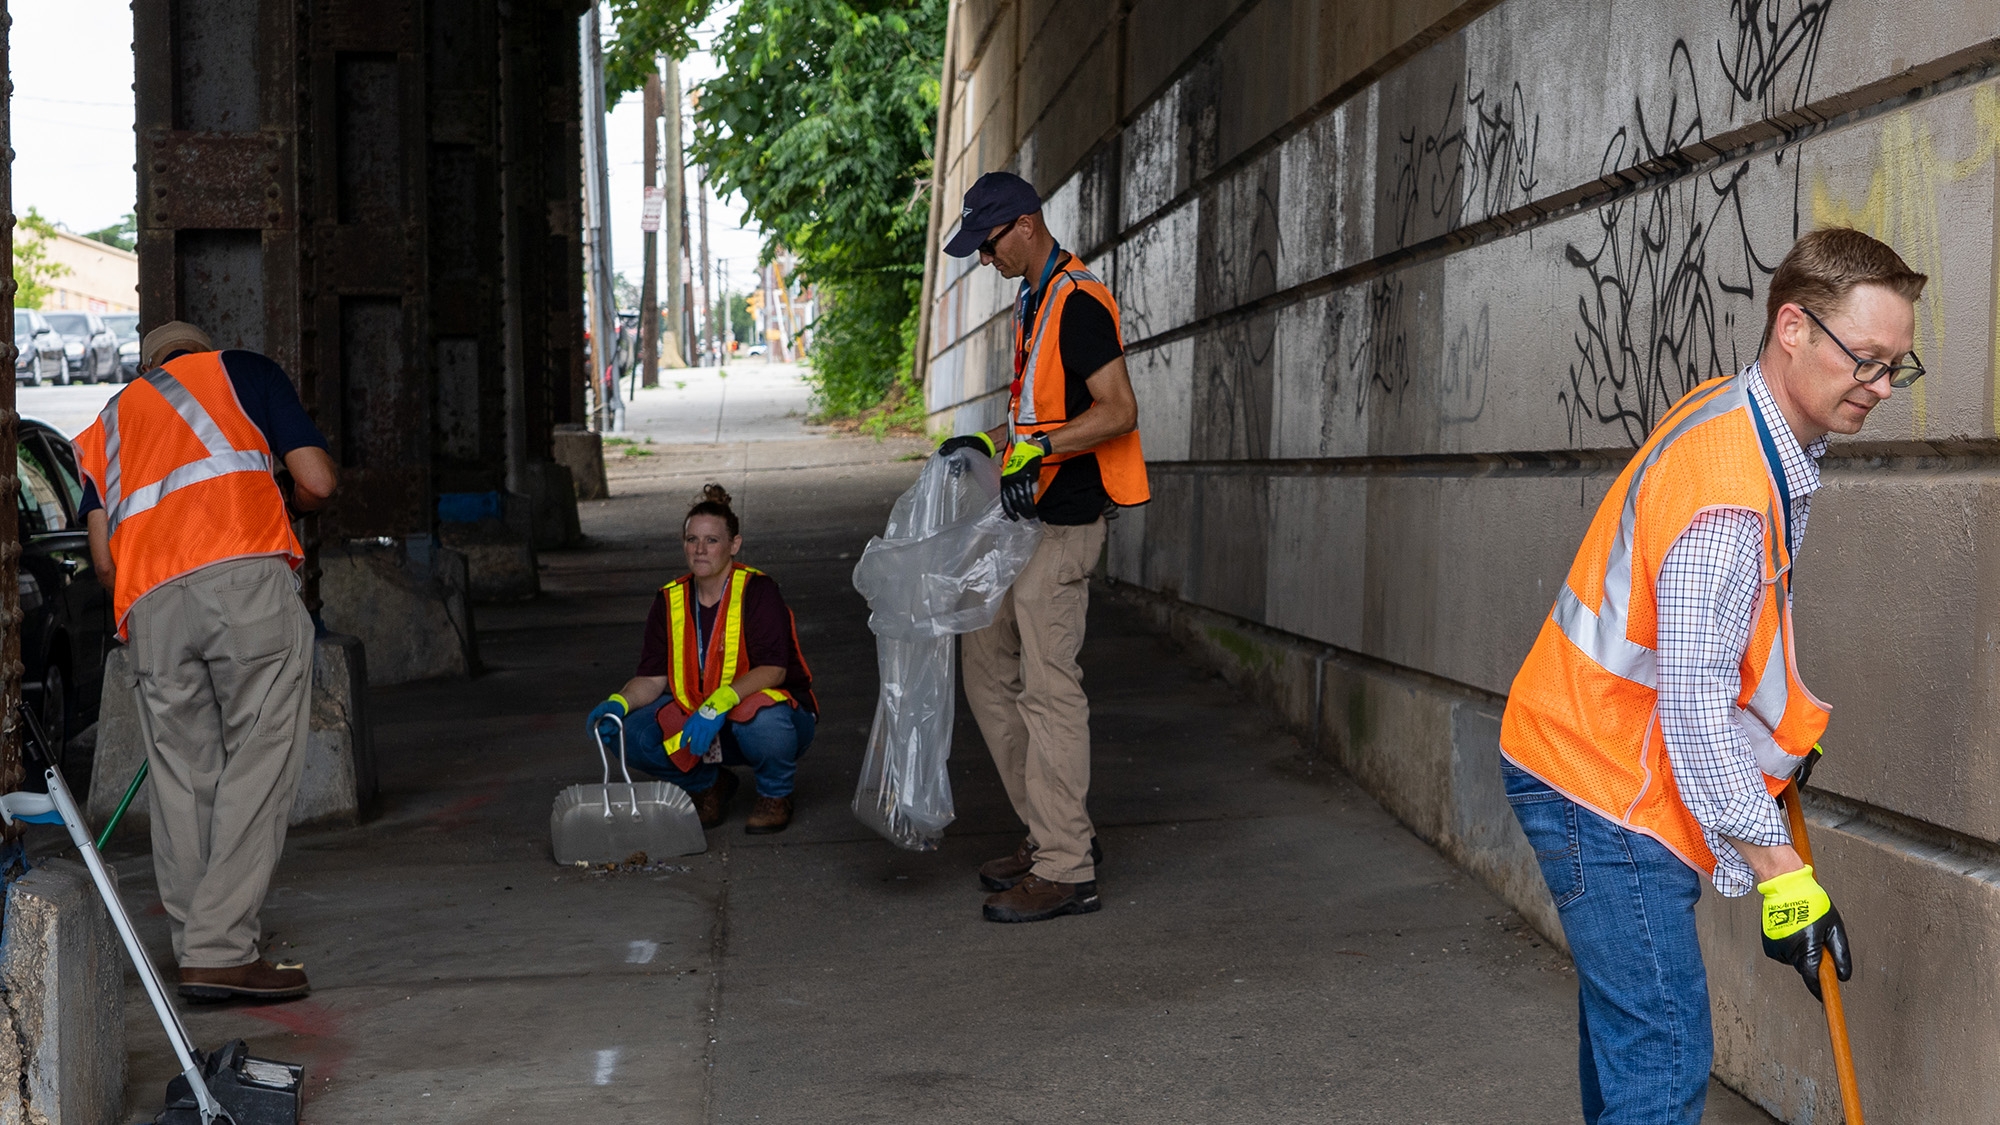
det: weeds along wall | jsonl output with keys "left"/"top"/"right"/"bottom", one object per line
{"left": 916, "top": 1, "right": 2000, "bottom": 1121}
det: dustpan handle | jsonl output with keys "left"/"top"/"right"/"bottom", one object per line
{"left": 616, "top": 723, "right": 643, "bottom": 820}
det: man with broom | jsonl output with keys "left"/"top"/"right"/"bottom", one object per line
{"left": 1498, "top": 228, "right": 1924, "bottom": 1121}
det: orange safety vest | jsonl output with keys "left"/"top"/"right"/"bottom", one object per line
{"left": 1499, "top": 369, "right": 1830, "bottom": 877}
{"left": 1010, "top": 251, "right": 1150, "bottom": 507}
{"left": 653, "top": 563, "right": 814, "bottom": 772}
{"left": 72, "top": 351, "right": 302, "bottom": 639}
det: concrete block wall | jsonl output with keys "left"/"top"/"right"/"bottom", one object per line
{"left": 921, "top": 1, "right": 2000, "bottom": 1119}
{"left": 0, "top": 859, "right": 125, "bottom": 1125}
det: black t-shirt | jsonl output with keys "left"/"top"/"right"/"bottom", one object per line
{"left": 79, "top": 349, "right": 328, "bottom": 515}
{"left": 1031, "top": 284, "right": 1124, "bottom": 525}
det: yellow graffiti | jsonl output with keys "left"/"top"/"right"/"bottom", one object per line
{"left": 1808, "top": 81, "right": 2000, "bottom": 437}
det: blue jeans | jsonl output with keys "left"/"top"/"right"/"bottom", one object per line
{"left": 617, "top": 699, "right": 816, "bottom": 799}
{"left": 1502, "top": 761, "right": 1710, "bottom": 1125}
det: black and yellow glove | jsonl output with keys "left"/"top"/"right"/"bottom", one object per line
{"left": 1758, "top": 865, "right": 1852, "bottom": 1002}
{"left": 937, "top": 432, "right": 996, "bottom": 459}
{"left": 999, "top": 435, "right": 1050, "bottom": 521}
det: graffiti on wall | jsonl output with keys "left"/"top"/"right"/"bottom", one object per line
{"left": 1388, "top": 78, "right": 1543, "bottom": 250}
{"left": 1558, "top": 3, "right": 1832, "bottom": 445}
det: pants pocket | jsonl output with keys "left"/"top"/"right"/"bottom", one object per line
{"left": 1506, "top": 775, "right": 1585, "bottom": 910}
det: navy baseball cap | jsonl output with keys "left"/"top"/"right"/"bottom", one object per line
{"left": 944, "top": 172, "right": 1043, "bottom": 258}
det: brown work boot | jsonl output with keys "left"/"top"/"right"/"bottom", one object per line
{"left": 982, "top": 874, "right": 1101, "bottom": 923}
{"left": 744, "top": 795, "right": 794, "bottom": 834}
{"left": 178, "top": 959, "right": 310, "bottom": 1003}
{"left": 693, "top": 769, "right": 741, "bottom": 828}
{"left": 977, "top": 835, "right": 1105, "bottom": 892}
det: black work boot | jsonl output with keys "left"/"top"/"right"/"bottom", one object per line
{"left": 978, "top": 836, "right": 1104, "bottom": 892}
{"left": 982, "top": 874, "right": 1102, "bottom": 923}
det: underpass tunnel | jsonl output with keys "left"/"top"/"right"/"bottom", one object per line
{"left": 1, "top": 0, "right": 1997, "bottom": 1121}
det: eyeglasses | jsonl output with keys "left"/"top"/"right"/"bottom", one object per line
{"left": 977, "top": 217, "right": 1022, "bottom": 257}
{"left": 1798, "top": 306, "right": 1925, "bottom": 388}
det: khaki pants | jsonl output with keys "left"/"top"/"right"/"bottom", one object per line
{"left": 126, "top": 556, "right": 314, "bottom": 968}
{"left": 961, "top": 519, "right": 1106, "bottom": 883}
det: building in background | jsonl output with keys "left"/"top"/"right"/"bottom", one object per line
{"left": 39, "top": 227, "right": 137, "bottom": 313}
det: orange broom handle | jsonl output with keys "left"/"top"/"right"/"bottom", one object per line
{"left": 1781, "top": 780, "right": 1864, "bottom": 1124}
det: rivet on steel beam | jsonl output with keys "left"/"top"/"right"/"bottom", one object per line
{"left": 151, "top": 161, "right": 166, "bottom": 172}
{"left": 153, "top": 212, "right": 169, "bottom": 222}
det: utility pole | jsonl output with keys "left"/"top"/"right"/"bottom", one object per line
{"left": 639, "top": 68, "right": 661, "bottom": 388}
{"left": 661, "top": 54, "right": 687, "bottom": 370}
{"left": 697, "top": 164, "right": 713, "bottom": 368}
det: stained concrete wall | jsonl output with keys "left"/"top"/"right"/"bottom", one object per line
{"left": 919, "top": 2, "right": 2000, "bottom": 1120}
{"left": 0, "top": 859, "right": 125, "bottom": 1125}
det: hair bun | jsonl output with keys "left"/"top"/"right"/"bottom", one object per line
{"left": 699, "top": 483, "right": 733, "bottom": 508}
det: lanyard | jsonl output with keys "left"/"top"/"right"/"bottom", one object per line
{"left": 1746, "top": 380, "right": 1792, "bottom": 547}
{"left": 1012, "top": 245, "right": 1064, "bottom": 382}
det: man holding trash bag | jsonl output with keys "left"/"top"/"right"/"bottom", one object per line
{"left": 1498, "top": 228, "right": 1925, "bottom": 1122}
{"left": 72, "top": 320, "right": 338, "bottom": 1001}
{"left": 937, "top": 171, "right": 1148, "bottom": 923}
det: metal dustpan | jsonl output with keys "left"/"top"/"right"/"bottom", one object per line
{"left": 551, "top": 714, "right": 707, "bottom": 864}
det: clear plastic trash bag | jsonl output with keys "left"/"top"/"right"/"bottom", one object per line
{"left": 850, "top": 448, "right": 1042, "bottom": 849}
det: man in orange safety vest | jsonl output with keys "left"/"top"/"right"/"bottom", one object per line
{"left": 1500, "top": 228, "right": 1926, "bottom": 1122}
{"left": 74, "top": 321, "right": 339, "bottom": 1003}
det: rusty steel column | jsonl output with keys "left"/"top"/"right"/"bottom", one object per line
{"left": 504, "top": 0, "right": 587, "bottom": 457}
{"left": 134, "top": 0, "right": 312, "bottom": 601}
{"left": 304, "top": 0, "right": 432, "bottom": 538}
{"left": 429, "top": 0, "right": 507, "bottom": 497}
{"left": 0, "top": 0, "right": 24, "bottom": 802}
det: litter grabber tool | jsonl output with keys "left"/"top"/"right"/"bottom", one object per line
{"left": 1780, "top": 778, "right": 1865, "bottom": 1123}
{"left": 0, "top": 705, "right": 302, "bottom": 1125}
{"left": 551, "top": 713, "right": 706, "bottom": 865}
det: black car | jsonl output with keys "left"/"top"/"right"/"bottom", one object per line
{"left": 41, "top": 311, "right": 119, "bottom": 384}
{"left": 14, "top": 310, "right": 68, "bottom": 386}
{"left": 16, "top": 419, "right": 114, "bottom": 785}
{"left": 103, "top": 312, "right": 141, "bottom": 382}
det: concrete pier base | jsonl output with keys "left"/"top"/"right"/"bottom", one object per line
{"left": 319, "top": 540, "right": 475, "bottom": 684}
{"left": 0, "top": 858, "right": 125, "bottom": 1125}
{"left": 86, "top": 633, "right": 379, "bottom": 841}
{"left": 440, "top": 519, "right": 540, "bottom": 601}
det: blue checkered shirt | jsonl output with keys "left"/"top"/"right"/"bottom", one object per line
{"left": 1656, "top": 364, "right": 1827, "bottom": 897}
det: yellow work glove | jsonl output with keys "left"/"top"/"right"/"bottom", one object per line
{"left": 699, "top": 685, "right": 742, "bottom": 719}
{"left": 936, "top": 432, "right": 996, "bottom": 459}
{"left": 999, "top": 435, "right": 1050, "bottom": 521}
{"left": 1757, "top": 865, "right": 1852, "bottom": 1002}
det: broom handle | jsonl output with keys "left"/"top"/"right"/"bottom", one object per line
{"left": 1781, "top": 780, "right": 1864, "bottom": 1124}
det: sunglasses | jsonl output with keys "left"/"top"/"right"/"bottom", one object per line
{"left": 1798, "top": 306, "right": 1925, "bottom": 389}
{"left": 978, "top": 217, "right": 1022, "bottom": 257}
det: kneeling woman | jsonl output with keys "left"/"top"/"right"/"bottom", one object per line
{"left": 589, "top": 485, "right": 817, "bottom": 833}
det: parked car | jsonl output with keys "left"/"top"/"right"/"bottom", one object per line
{"left": 103, "top": 313, "right": 141, "bottom": 381}
{"left": 14, "top": 310, "right": 67, "bottom": 386}
{"left": 15, "top": 418, "right": 114, "bottom": 789}
{"left": 41, "top": 311, "right": 119, "bottom": 384}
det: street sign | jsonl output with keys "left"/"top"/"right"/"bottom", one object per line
{"left": 641, "top": 186, "right": 665, "bottom": 232}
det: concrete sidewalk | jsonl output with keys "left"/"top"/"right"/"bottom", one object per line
{"left": 104, "top": 431, "right": 1777, "bottom": 1122}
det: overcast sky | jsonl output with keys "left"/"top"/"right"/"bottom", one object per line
{"left": 9, "top": 1, "right": 766, "bottom": 291}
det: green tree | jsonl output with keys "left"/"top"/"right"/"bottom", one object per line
{"left": 84, "top": 211, "right": 137, "bottom": 252}
{"left": 713, "top": 291, "right": 754, "bottom": 345}
{"left": 607, "top": 0, "right": 945, "bottom": 419}
{"left": 13, "top": 209, "right": 71, "bottom": 309}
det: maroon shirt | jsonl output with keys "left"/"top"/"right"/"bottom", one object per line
{"left": 636, "top": 572, "right": 816, "bottom": 713}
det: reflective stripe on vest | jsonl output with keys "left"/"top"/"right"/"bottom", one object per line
{"left": 100, "top": 370, "right": 274, "bottom": 536}
{"left": 1499, "top": 367, "right": 1829, "bottom": 876}
{"left": 1008, "top": 256, "right": 1150, "bottom": 508}
{"left": 71, "top": 351, "right": 303, "bottom": 638}
{"left": 1546, "top": 380, "right": 1746, "bottom": 689}
{"left": 661, "top": 564, "right": 794, "bottom": 717}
